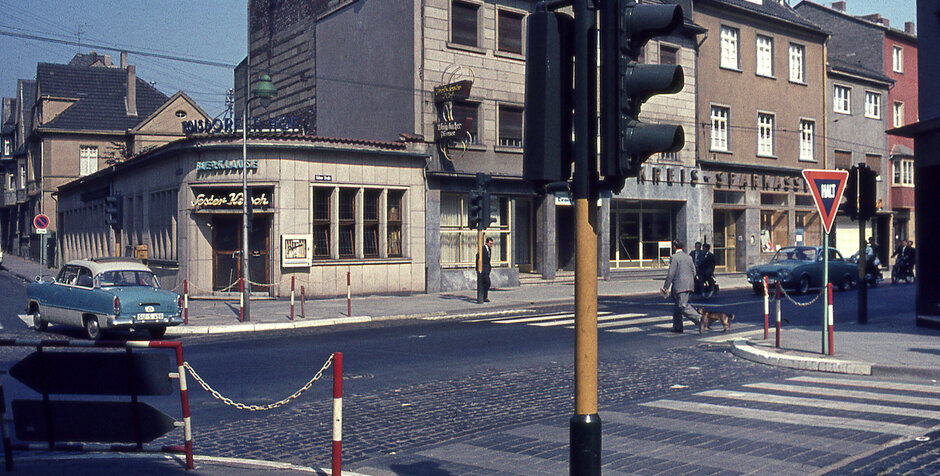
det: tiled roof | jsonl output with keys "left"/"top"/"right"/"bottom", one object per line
{"left": 35, "top": 63, "right": 169, "bottom": 132}
{"left": 828, "top": 56, "right": 893, "bottom": 84}
{"left": 700, "top": 0, "right": 825, "bottom": 33}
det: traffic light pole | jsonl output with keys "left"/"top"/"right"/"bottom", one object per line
{"left": 476, "top": 228, "right": 484, "bottom": 304}
{"left": 858, "top": 216, "right": 868, "bottom": 324}
{"left": 570, "top": 0, "right": 600, "bottom": 474}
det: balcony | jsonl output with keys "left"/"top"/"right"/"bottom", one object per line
{"left": 891, "top": 186, "right": 915, "bottom": 210}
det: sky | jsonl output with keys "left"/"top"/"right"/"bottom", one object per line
{"left": 0, "top": 0, "right": 919, "bottom": 119}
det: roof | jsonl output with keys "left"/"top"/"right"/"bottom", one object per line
{"left": 698, "top": 0, "right": 826, "bottom": 34}
{"left": 828, "top": 56, "right": 893, "bottom": 85}
{"left": 35, "top": 63, "right": 169, "bottom": 132}
{"left": 65, "top": 258, "right": 152, "bottom": 275}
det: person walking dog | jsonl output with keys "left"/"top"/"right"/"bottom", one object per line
{"left": 661, "top": 240, "right": 700, "bottom": 333}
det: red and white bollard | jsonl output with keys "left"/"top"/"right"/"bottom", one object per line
{"left": 346, "top": 272, "right": 352, "bottom": 317}
{"left": 827, "top": 283, "right": 835, "bottom": 356}
{"left": 775, "top": 282, "right": 782, "bottom": 348}
{"left": 300, "top": 286, "right": 306, "bottom": 319}
{"left": 239, "top": 277, "right": 245, "bottom": 322}
{"left": 763, "top": 276, "right": 770, "bottom": 340}
{"left": 290, "top": 276, "right": 296, "bottom": 321}
{"left": 332, "top": 352, "right": 343, "bottom": 476}
{"left": 183, "top": 279, "right": 189, "bottom": 325}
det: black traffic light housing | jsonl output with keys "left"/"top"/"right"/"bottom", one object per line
{"left": 468, "top": 188, "right": 483, "bottom": 230}
{"left": 468, "top": 173, "right": 493, "bottom": 230}
{"left": 600, "top": 0, "right": 685, "bottom": 193}
{"left": 522, "top": 8, "right": 574, "bottom": 186}
{"left": 105, "top": 194, "right": 123, "bottom": 229}
{"left": 844, "top": 166, "right": 858, "bottom": 220}
{"left": 858, "top": 163, "right": 877, "bottom": 220}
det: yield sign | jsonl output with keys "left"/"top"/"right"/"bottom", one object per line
{"left": 802, "top": 169, "right": 849, "bottom": 234}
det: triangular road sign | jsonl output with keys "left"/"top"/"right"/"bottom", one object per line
{"left": 802, "top": 169, "right": 849, "bottom": 234}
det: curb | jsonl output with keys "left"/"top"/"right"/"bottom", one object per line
{"left": 730, "top": 339, "right": 872, "bottom": 375}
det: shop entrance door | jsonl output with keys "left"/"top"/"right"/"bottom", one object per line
{"left": 713, "top": 210, "right": 741, "bottom": 272}
{"left": 212, "top": 215, "right": 270, "bottom": 292}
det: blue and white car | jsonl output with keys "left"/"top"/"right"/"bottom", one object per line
{"left": 26, "top": 258, "right": 183, "bottom": 339}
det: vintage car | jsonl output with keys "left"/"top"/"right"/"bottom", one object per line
{"left": 746, "top": 246, "right": 858, "bottom": 295}
{"left": 26, "top": 258, "right": 182, "bottom": 339}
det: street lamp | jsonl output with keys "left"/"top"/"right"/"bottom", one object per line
{"left": 241, "top": 70, "right": 276, "bottom": 322}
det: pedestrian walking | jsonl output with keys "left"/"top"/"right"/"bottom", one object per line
{"left": 661, "top": 240, "right": 700, "bottom": 333}
{"left": 479, "top": 237, "right": 493, "bottom": 303}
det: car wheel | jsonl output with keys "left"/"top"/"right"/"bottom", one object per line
{"left": 797, "top": 275, "right": 810, "bottom": 295}
{"left": 839, "top": 275, "right": 854, "bottom": 291}
{"left": 752, "top": 283, "right": 764, "bottom": 295}
{"left": 30, "top": 304, "right": 47, "bottom": 331}
{"left": 84, "top": 316, "right": 101, "bottom": 340}
{"left": 149, "top": 326, "right": 167, "bottom": 340}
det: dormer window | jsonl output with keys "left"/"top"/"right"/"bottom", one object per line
{"left": 175, "top": 110, "right": 187, "bottom": 118}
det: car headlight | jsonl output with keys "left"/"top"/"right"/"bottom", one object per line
{"left": 778, "top": 269, "right": 791, "bottom": 279}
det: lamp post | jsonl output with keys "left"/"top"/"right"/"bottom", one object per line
{"left": 241, "top": 67, "right": 276, "bottom": 322}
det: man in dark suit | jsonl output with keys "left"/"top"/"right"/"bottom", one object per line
{"left": 479, "top": 237, "right": 494, "bottom": 303}
{"left": 661, "top": 240, "right": 700, "bottom": 333}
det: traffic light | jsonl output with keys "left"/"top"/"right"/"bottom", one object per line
{"left": 481, "top": 190, "right": 496, "bottom": 229}
{"left": 600, "top": 0, "right": 685, "bottom": 193}
{"left": 844, "top": 165, "right": 858, "bottom": 220}
{"left": 105, "top": 194, "right": 123, "bottom": 229}
{"left": 858, "top": 163, "right": 877, "bottom": 220}
{"left": 468, "top": 188, "right": 483, "bottom": 230}
{"left": 523, "top": 9, "right": 574, "bottom": 186}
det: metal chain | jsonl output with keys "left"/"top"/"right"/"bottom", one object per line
{"left": 778, "top": 284, "right": 824, "bottom": 307}
{"left": 184, "top": 353, "right": 334, "bottom": 411}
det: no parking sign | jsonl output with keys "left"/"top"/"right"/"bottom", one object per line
{"left": 33, "top": 214, "right": 49, "bottom": 234}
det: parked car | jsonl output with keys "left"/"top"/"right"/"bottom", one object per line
{"left": 26, "top": 258, "right": 182, "bottom": 339}
{"left": 746, "top": 246, "right": 858, "bottom": 295}
{"left": 0, "top": 248, "right": 3, "bottom": 267}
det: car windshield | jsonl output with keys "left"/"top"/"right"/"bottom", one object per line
{"left": 98, "top": 270, "right": 160, "bottom": 288}
{"left": 771, "top": 247, "right": 816, "bottom": 262}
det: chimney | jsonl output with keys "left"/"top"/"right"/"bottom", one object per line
{"left": 881, "top": 18, "right": 890, "bottom": 27}
{"left": 860, "top": 13, "right": 882, "bottom": 24}
{"left": 905, "top": 21, "right": 916, "bottom": 34}
{"left": 126, "top": 65, "right": 137, "bottom": 117}
{"left": 120, "top": 51, "right": 128, "bottom": 70}
{"left": 831, "top": 1, "right": 846, "bottom": 12}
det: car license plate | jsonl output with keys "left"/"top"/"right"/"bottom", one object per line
{"left": 136, "top": 312, "right": 164, "bottom": 321}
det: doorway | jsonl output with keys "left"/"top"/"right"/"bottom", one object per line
{"left": 212, "top": 215, "right": 270, "bottom": 292}
{"left": 713, "top": 210, "right": 742, "bottom": 272}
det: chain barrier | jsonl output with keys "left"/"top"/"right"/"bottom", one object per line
{"left": 184, "top": 353, "right": 334, "bottom": 411}
{"left": 778, "top": 284, "right": 824, "bottom": 307}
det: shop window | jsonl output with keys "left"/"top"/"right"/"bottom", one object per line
{"left": 452, "top": 100, "right": 480, "bottom": 144}
{"left": 795, "top": 194, "right": 815, "bottom": 207}
{"left": 451, "top": 1, "right": 479, "bottom": 48}
{"left": 760, "top": 210, "right": 789, "bottom": 253}
{"left": 312, "top": 188, "right": 331, "bottom": 258}
{"left": 497, "top": 9, "right": 524, "bottom": 54}
{"left": 760, "top": 193, "right": 788, "bottom": 206}
{"left": 388, "top": 190, "right": 404, "bottom": 257}
{"left": 498, "top": 104, "right": 523, "bottom": 148}
{"left": 713, "top": 190, "right": 744, "bottom": 205}
{"left": 440, "top": 193, "right": 511, "bottom": 268}
{"left": 363, "top": 189, "right": 381, "bottom": 257}
{"left": 796, "top": 211, "right": 820, "bottom": 246}
{"left": 339, "top": 189, "right": 356, "bottom": 258}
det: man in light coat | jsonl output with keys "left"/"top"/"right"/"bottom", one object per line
{"left": 661, "top": 240, "right": 701, "bottom": 333}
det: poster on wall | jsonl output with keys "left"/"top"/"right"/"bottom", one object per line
{"left": 281, "top": 234, "right": 312, "bottom": 268}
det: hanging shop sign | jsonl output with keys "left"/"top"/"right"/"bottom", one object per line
{"left": 433, "top": 78, "right": 475, "bottom": 162}
{"left": 181, "top": 116, "right": 303, "bottom": 135}
{"left": 191, "top": 188, "right": 273, "bottom": 211}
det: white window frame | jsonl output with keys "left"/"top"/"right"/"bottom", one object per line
{"left": 788, "top": 43, "right": 805, "bottom": 83}
{"left": 710, "top": 105, "right": 730, "bottom": 152}
{"left": 865, "top": 91, "right": 881, "bottom": 119}
{"left": 80, "top": 145, "right": 98, "bottom": 176}
{"left": 799, "top": 119, "right": 815, "bottom": 162}
{"left": 833, "top": 85, "right": 851, "bottom": 114}
{"left": 2, "top": 138, "right": 10, "bottom": 156}
{"left": 18, "top": 163, "right": 26, "bottom": 189}
{"left": 756, "top": 35, "right": 774, "bottom": 77}
{"left": 892, "top": 45, "right": 904, "bottom": 73}
{"left": 720, "top": 26, "right": 739, "bottom": 70}
{"left": 757, "top": 112, "right": 775, "bottom": 157}
{"left": 893, "top": 101, "right": 904, "bottom": 128}
{"left": 894, "top": 159, "right": 914, "bottom": 187}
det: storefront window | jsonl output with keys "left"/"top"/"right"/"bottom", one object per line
{"left": 760, "top": 210, "right": 789, "bottom": 253}
{"left": 312, "top": 188, "right": 331, "bottom": 258}
{"left": 795, "top": 211, "right": 820, "bottom": 247}
{"left": 312, "top": 186, "right": 405, "bottom": 260}
{"left": 364, "top": 189, "right": 380, "bottom": 257}
{"left": 610, "top": 202, "right": 674, "bottom": 268}
{"left": 440, "top": 193, "right": 511, "bottom": 268}
{"left": 339, "top": 189, "right": 356, "bottom": 258}
{"left": 388, "top": 190, "right": 403, "bottom": 257}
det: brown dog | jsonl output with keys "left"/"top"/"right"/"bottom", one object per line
{"left": 697, "top": 308, "right": 734, "bottom": 333}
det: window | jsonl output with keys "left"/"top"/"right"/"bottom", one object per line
{"left": 338, "top": 189, "right": 356, "bottom": 258}
{"left": 865, "top": 91, "right": 881, "bottom": 119}
{"left": 866, "top": 154, "right": 882, "bottom": 179}
{"left": 498, "top": 104, "right": 523, "bottom": 148}
{"left": 174, "top": 110, "right": 187, "bottom": 118}
{"left": 497, "top": 9, "right": 524, "bottom": 54}
{"left": 799, "top": 119, "right": 815, "bottom": 162}
{"left": 19, "top": 163, "right": 25, "bottom": 189}
{"left": 388, "top": 190, "right": 404, "bottom": 257}
{"left": 833, "top": 85, "right": 851, "bottom": 114}
{"left": 7, "top": 172, "right": 13, "bottom": 190}
{"left": 80, "top": 145, "right": 98, "bottom": 176}
{"left": 363, "top": 189, "right": 381, "bottom": 258}
{"left": 148, "top": 189, "right": 178, "bottom": 260}
{"left": 710, "top": 106, "right": 729, "bottom": 151}
{"left": 720, "top": 26, "right": 739, "bottom": 69}
{"left": 834, "top": 150, "right": 851, "bottom": 170}
{"left": 441, "top": 193, "right": 510, "bottom": 267}
{"left": 451, "top": 100, "right": 480, "bottom": 144}
{"left": 659, "top": 44, "right": 678, "bottom": 65}
{"left": 894, "top": 159, "right": 914, "bottom": 186}
{"left": 760, "top": 210, "right": 789, "bottom": 253}
{"left": 2, "top": 138, "right": 10, "bottom": 156}
{"left": 312, "top": 188, "right": 331, "bottom": 258}
{"left": 789, "top": 43, "right": 805, "bottom": 83}
{"left": 893, "top": 101, "right": 905, "bottom": 128}
{"left": 659, "top": 151, "right": 678, "bottom": 161}
{"left": 757, "top": 112, "right": 774, "bottom": 157}
{"left": 892, "top": 45, "right": 903, "bottom": 73}
{"left": 756, "top": 35, "right": 774, "bottom": 77}
{"left": 451, "top": 1, "right": 479, "bottom": 48}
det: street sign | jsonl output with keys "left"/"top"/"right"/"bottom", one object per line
{"left": 10, "top": 352, "right": 173, "bottom": 396}
{"left": 12, "top": 400, "right": 177, "bottom": 443}
{"left": 802, "top": 169, "right": 849, "bottom": 234}
{"left": 33, "top": 214, "right": 49, "bottom": 230}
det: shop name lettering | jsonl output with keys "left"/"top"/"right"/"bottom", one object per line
{"left": 192, "top": 192, "right": 269, "bottom": 208}
{"left": 197, "top": 159, "right": 258, "bottom": 171}
{"left": 637, "top": 166, "right": 806, "bottom": 191}
{"left": 181, "top": 116, "right": 302, "bottom": 135}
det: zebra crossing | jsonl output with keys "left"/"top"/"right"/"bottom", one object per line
{"left": 464, "top": 309, "right": 762, "bottom": 340}
{"left": 354, "top": 374, "right": 940, "bottom": 475}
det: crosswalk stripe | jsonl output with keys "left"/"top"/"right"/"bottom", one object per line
{"left": 697, "top": 389, "right": 940, "bottom": 420}
{"left": 606, "top": 327, "right": 643, "bottom": 334}
{"left": 488, "top": 311, "right": 616, "bottom": 325}
{"left": 698, "top": 327, "right": 764, "bottom": 343}
{"left": 788, "top": 376, "right": 940, "bottom": 395}
{"left": 601, "top": 412, "right": 879, "bottom": 455}
{"left": 527, "top": 312, "right": 638, "bottom": 327}
{"left": 744, "top": 382, "right": 940, "bottom": 407}
{"left": 641, "top": 399, "right": 927, "bottom": 435}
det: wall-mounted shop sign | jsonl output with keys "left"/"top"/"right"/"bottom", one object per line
{"left": 712, "top": 171, "right": 807, "bottom": 192}
{"left": 281, "top": 234, "right": 312, "bottom": 267}
{"left": 196, "top": 159, "right": 259, "bottom": 172}
{"left": 636, "top": 165, "right": 701, "bottom": 187}
{"left": 181, "top": 116, "right": 303, "bottom": 135}
{"left": 433, "top": 78, "right": 475, "bottom": 163}
{"left": 314, "top": 174, "right": 332, "bottom": 182}
{"left": 191, "top": 187, "right": 274, "bottom": 210}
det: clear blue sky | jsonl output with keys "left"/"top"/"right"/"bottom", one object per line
{"left": 0, "top": 0, "right": 918, "bottom": 119}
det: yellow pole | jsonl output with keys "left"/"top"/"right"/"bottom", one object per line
{"left": 574, "top": 198, "right": 597, "bottom": 415}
